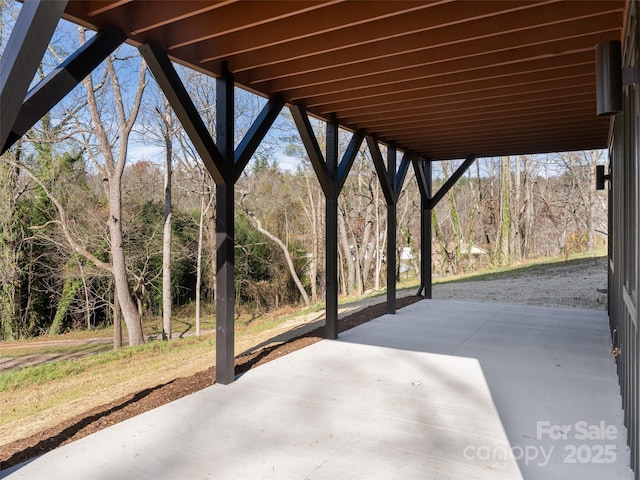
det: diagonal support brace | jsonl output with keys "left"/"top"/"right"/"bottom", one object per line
{"left": 139, "top": 44, "right": 227, "bottom": 184}
{"left": 289, "top": 105, "right": 335, "bottom": 197}
{"left": 428, "top": 154, "right": 477, "bottom": 209}
{"left": 234, "top": 98, "right": 284, "bottom": 182}
{"left": 2, "top": 29, "right": 126, "bottom": 155}
{"left": 1, "top": 0, "right": 68, "bottom": 150}
{"left": 367, "top": 135, "right": 395, "bottom": 205}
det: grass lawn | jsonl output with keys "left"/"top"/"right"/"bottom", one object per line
{"left": 0, "top": 250, "right": 606, "bottom": 446}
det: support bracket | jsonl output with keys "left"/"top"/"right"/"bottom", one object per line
{"left": 428, "top": 155, "right": 477, "bottom": 209}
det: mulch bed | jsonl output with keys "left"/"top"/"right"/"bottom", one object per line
{"left": 0, "top": 296, "right": 422, "bottom": 470}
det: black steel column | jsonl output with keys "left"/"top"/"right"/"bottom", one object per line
{"left": 142, "top": 48, "right": 282, "bottom": 384}
{"left": 420, "top": 161, "right": 433, "bottom": 298}
{"left": 290, "top": 106, "right": 363, "bottom": 340}
{"left": 414, "top": 155, "right": 475, "bottom": 298}
{"left": 325, "top": 197, "right": 339, "bottom": 339}
{"left": 368, "top": 137, "right": 410, "bottom": 313}
{"left": 325, "top": 115, "right": 339, "bottom": 339}
{"left": 387, "top": 145, "right": 397, "bottom": 313}
{"left": 215, "top": 63, "right": 235, "bottom": 385}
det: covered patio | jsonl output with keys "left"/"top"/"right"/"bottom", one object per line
{"left": 1, "top": 0, "right": 638, "bottom": 478}
{"left": 3, "top": 300, "right": 631, "bottom": 479}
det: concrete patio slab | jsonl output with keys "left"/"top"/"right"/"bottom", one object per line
{"left": 2, "top": 300, "right": 632, "bottom": 479}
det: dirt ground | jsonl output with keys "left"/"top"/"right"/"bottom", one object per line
{"left": 0, "top": 296, "right": 421, "bottom": 470}
{"left": 434, "top": 256, "right": 608, "bottom": 310}
{"left": 0, "top": 256, "right": 608, "bottom": 470}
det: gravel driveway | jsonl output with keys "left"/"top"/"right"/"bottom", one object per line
{"left": 433, "top": 256, "right": 608, "bottom": 311}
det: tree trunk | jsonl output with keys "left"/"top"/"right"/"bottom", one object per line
{"left": 77, "top": 260, "right": 91, "bottom": 330}
{"left": 113, "top": 286, "right": 122, "bottom": 350}
{"left": 206, "top": 192, "right": 217, "bottom": 301}
{"left": 497, "top": 156, "right": 511, "bottom": 266}
{"left": 442, "top": 161, "right": 462, "bottom": 274}
{"left": 358, "top": 202, "right": 375, "bottom": 293}
{"left": 302, "top": 173, "right": 319, "bottom": 302}
{"left": 109, "top": 183, "right": 145, "bottom": 345}
{"left": 242, "top": 202, "right": 310, "bottom": 306}
{"left": 466, "top": 170, "right": 479, "bottom": 273}
{"left": 80, "top": 29, "right": 147, "bottom": 346}
{"left": 0, "top": 153, "right": 20, "bottom": 340}
{"left": 513, "top": 155, "right": 522, "bottom": 261}
{"left": 195, "top": 175, "right": 211, "bottom": 336}
{"left": 161, "top": 104, "right": 173, "bottom": 341}
{"left": 432, "top": 210, "right": 448, "bottom": 276}
{"left": 338, "top": 208, "right": 356, "bottom": 295}
{"left": 522, "top": 156, "right": 534, "bottom": 258}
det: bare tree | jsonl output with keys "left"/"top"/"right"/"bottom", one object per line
{"left": 497, "top": 156, "right": 512, "bottom": 265}
{"left": 0, "top": 149, "right": 20, "bottom": 339}
{"left": 78, "top": 28, "right": 147, "bottom": 345}
{"left": 195, "top": 173, "right": 214, "bottom": 336}
{"left": 558, "top": 150, "right": 603, "bottom": 251}
{"left": 239, "top": 191, "right": 310, "bottom": 306}
{"left": 156, "top": 97, "right": 175, "bottom": 340}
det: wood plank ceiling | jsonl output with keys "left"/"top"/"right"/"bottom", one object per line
{"left": 62, "top": 0, "right": 626, "bottom": 160}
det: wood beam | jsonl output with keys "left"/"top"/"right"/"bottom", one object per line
{"left": 318, "top": 73, "right": 594, "bottom": 116}
{"left": 229, "top": 1, "right": 541, "bottom": 73}
{"left": 169, "top": 1, "right": 339, "bottom": 51}
{"left": 324, "top": 114, "right": 339, "bottom": 339}
{"left": 129, "top": 1, "right": 237, "bottom": 35}
{"left": 248, "top": 9, "right": 620, "bottom": 84}
{"left": 305, "top": 60, "right": 594, "bottom": 111}
{"left": 337, "top": 83, "right": 595, "bottom": 121}
{"left": 290, "top": 107, "right": 365, "bottom": 339}
{"left": 412, "top": 158, "right": 431, "bottom": 202}
{"left": 85, "top": 0, "right": 131, "bottom": 17}
{"left": 283, "top": 46, "right": 595, "bottom": 100}
{"left": 343, "top": 90, "right": 594, "bottom": 125}
{"left": 194, "top": 1, "right": 430, "bottom": 63}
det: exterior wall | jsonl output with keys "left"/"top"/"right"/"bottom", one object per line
{"left": 609, "top": 1, "right": 639, "bottom": 477}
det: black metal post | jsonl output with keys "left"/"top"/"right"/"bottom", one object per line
{"left": 325, "top": 115, "right": 339, "bottom": 339}
{"left": 421, "top": 204, "right": 433, "bottom": 297}
{"left": 143, "top": 48, "right": 282, "bottom": 383}
{"left": 387, "top": 145, "right": 397, "bottom": 313}
{"left": 290, "top": 106, "right": 363, "bottom": 339}
{"left": 326, "top": 197, "right": 339, "bottom": 339}
{"left": 215, "top": 62, "right": 235, "bottom": 385}
{"left": 415, "top": 160, "right": 432, "bottom": 298}
{"left": 424, "top": 160, "right": 432, "bottom": 298}
{"left": 215, "top": 184, "right": 235, "bottom": 384}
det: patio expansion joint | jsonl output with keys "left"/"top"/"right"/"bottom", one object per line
{"left": 302, "top": 407, "right": 384, "bottom": 479}
{"left": 449, "top": 306, "right": 505, "bottom": 356}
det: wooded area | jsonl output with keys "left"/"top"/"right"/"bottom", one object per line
{"left": 0, "top": 5, "right": 607, "bottom": 344}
